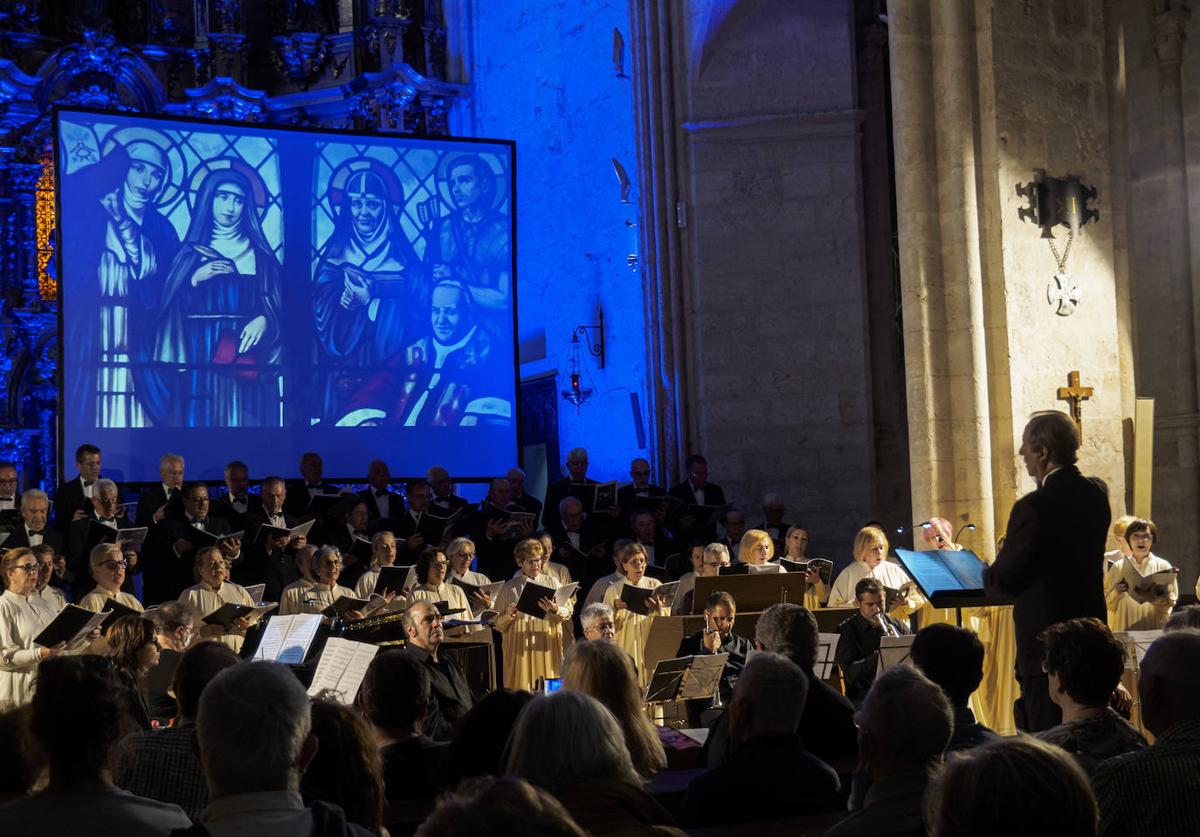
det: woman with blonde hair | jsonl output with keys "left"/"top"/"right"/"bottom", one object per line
{"left": 494, "top": 538, "right": 573, "bottom": 690}
{"left": 604, "top": 541, "right": 669, "bottom": 686}
{"left": 827, "top": 525, "right": 924, "bottom": 620}
{"left": 562, "top": 637, "right": 666, "bottom": 778}
{"left": 1103, "top": 518, "right": 1178, "bottom": 631}
{"left": 737, "top": 529, "right": 784, "bottom": 573}
{"left": 78, "top": 543, "right": 144, "bottom": 615}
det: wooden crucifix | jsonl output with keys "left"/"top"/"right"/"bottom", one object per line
{"left": 1057, "top": 370, "right": 1094, "bottom": 440}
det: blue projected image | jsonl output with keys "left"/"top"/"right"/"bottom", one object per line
{"left": 56, "top": 108, "right": 517, "bottom": 482}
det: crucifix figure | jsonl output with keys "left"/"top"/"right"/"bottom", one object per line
{"left": 1057, "top": 370, "right": 1094, "bottom": 440}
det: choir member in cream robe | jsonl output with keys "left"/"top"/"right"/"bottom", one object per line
{"left": 1104, "top": 518, "right": 1178, "bottom": 631}
{"left": 1104, "top": 514, "right": 1137, "bottom": 573}
{"left": 279, "top": 546, "right": 360, "bottom": 617}
{"left": 783, "top": 524, "right": 829, "bottom": 610}
{"left": 827, "top": 525, "right": 925, "bottom": 621}
{"left": 407, "top": 547, "right": 475, "bottom": 636}
{"left": 536, "top": 532, "right": 574, "bottom": 586}
{"left": 604, "top": 541, "right": 669, "bottom": 687}
{"left": 738, "top": 529, "right": 786, "bottom": 574}
{"left": 494, "top": 538, "right": 573, "bottom": 690}
{"left": 277, "top": 544, "right": 318, "bottom": 615}
{"left": 179, "top": 546, "right": 257, "bottom": 653}
{"left": 672, "top": 542, "right": 725, "bottom": 614}
{"left": 78, "top": 543, "right": 144, "bottom": 615}
{"left": 32, "top": 544, "right": 67, "bottom": 613}
{"left": 354, "top": 531, "right": 405, "bottom": 599}
{"left": 391, "top": 536, "right": 495, "bottom": 594}
{"left": 0, "top": 548, "right": 65, "bottom": 707}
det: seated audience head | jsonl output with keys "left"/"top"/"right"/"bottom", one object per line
{"left": 19, "top": 490, "right": 48, "bottom": 532}
{"left": 442, "top": 689, "right": 534, "bottom": 784}
{"left": 223, "top": 460, "right": 249, "bottom": 497}
{"left": 754, "top": 602, "right": 818, "bottom": 670}
{"left": 762, "top": 492, "right": 786, "bottom": 524}
{"left": 506, "top": 690, "right": 638, "bottom": 795}
{"left": 1021, "top": 410, "right": 1080, "bottom": 479}
{"left": 402, "top": 600, "right": 444, "bottom": 653}
{"left": 310, "top": 545, "right": 343, "bottom": 586}
{"left": 106, "top": 614, "right": 160, "bottom": 676}
{"left": 371, "top": 531, "right": 397, "bottom": 567}
{"left": 2, "top": 547, "right": 38, "bottom": 596}
{"left": 729, "top": 652, "right": 809, "bottom": 745}
{"left": 562, "top": 638, "right": 666, "bottom": 777}
{"left": 704, "top": 591, "right": 737, "bottom": 639}
{"left": 91, "top": 478, "right": 120, "bottom": 519}
{"left": 1111, "top": 513, "right": 1137, "bottom": 554}
{"left": 564, "top": 448, "right": 589, "bottom": 481}
{"left": 1138, "top": 629, "right": 1200, "bottom": 737}
{"left": 89, "top": 542, "right": 126, "bottom": 592}
{"left": 359, "top": 649, "right": 430, "bottom": 738}
{"left": 195, "top": 545, "right": 229, "bottom": 589}
{"left": 299, "top": 451, "right": 323, "bottom": 483}
{"left": 168, "top": 640, "right": 240, "bottom": 720}
{"left": 1123, "top": 517, "right": 1157, "bottom": 560}
{"left": 294, "top": 543, "right": 317, "bottom": 581}
{"left": 738, "top": 529, "right": 774, "bottom": 565}
{"left": 0, "top": 706, "right": 42, "bottom": 803}
{"left": 405, "top": 479, "right": 431, "bottom": 512}
{"left": 149, "top": 599, "right": 198, "bottom": 652}
{"left": 699, "top": 542, "right": 730, "bottom": 576}
{"left": 302, "top": 699, "right": 385, "bottom": 834}
{"left": 617, "top": 541, "right": 649, "bottom": 582}
{"left": 684, "top": 454, "right": 709, "bottom": 487}
{"left": 416, "top": 776, "right": 587, "bottom": 837}
{"left": 579, "top": 602, "right": 615, "bottom": 640}
{"left": 1164, "top": 604, "right": 1200, "bottom": 633}
{"left": 159, "top": 452, "right": 185, "bottom": 487}
{"left": 558, "top": 496, "right": 583, "bottom": 531}
{"left": 911, "top": 623, "right": 986, "bottom": 709}
{"left": 784, "top": 524, "right": 809, "bottom": 558}
{"left": 76, "top": 443, "right": 102, "bottom": 480}
{"left": 446, "top": 536, "right": 475, "bottom": 575}
{"left": 260, "top": 475, "right": 286, "bottom": 514}
{"left": 722, "top": 508, "right": 746, "bottom": 542}
{"left": 855, "top": 576, "right": 885, "bottom": 620}
{"left": 32, "top": 655, "right": 132, "bottom": 787}
{"left": 926, "top": 736, "right": 1097, "bottom": 837}
{"left": 1041, "top": 617, "right": 1126, "bottom": 713}
{"left": 197, "top": 660, "right": 316, "bottom": 797}
{"left": 853, "top": 525, "right": 889, "bottom": 568}
{"left": 514, "top": 537, "right": 545, "bottom": 579}
{"left": 415, "top": 546, "right": 449, "bottom": 586}
{"left": 858, "top": 665, "right": 953, "bottom": 778}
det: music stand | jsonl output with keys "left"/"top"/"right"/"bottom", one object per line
{"left": 692, "top": 572, "right": 811, "bottom": 614}
{"left": 644, "top": 653, "right": 729, "bottom": 704}
{"left": 875, "top": 635, "right": 915, "bottom": 676}
{"left": 893, "top": 548, "right": 1006, "bottom": 626}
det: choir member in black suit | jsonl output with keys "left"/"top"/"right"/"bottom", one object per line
{"left": 469, "top": 477, "right": 534, "bottom": 581}
{"left": 145, "top": 481, "right": 241, "bottom": 604}
{"left": 319, "top": 495, "right": 372, "bottom": 589}
{"left": 0, "top": 461, "right": 20, "bottom": 528}
{"left": 714, "top": 509, "right": 746, "bottom": 563}
{"left": 666, "top": 454, "right": 728, "bottom": 543}
{"left": 6, "top": 489, "right": 65, "bottom": 555}
{"left": 283, "top": 451, "right": 341, "bottom": 518}
{"left": 209, "top": 460, "right": 263, "bottom": 532}
{"left": 549, "top": 496, "right": 611, "bottom": 597}
{"left": 52, "top": 443, "right": 103, "bottom": 532}
{"left": 427, "top": 465, "right": 469, "bottom": 514}
{"left": 616, "top": 457, "right": 665, "bottom": 521}
{"left": 135, "top": 452, "right": 185, "bottom": 527}
{"left": 985, "top": 411, "right": 1111, "bottom": 732}
{"left": 380, "top": 479, "right": 432, "bottom": 556}
{"left": 629, "top": 509, "right": 674, "bottom": 572}
{"left": 541, "top": 447, "right": 595, "bottom": 531}
{"left": 243, "top": 476, "right": 306, "bottom": 600}
{"left": 67, "top": 478, "right": 137, "bottom": 600}
{"left": 506, "top": 467, "right": 543, "bottom": 524}
{"left": 357, "top": 459, "right": 404, "bottom": 523}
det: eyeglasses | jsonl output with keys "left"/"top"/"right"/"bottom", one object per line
{"left": 11, "top": 563, "right": 38, "bottom": 574}
{"left": 100, "top": 560, "right": 129, "bottom": 571}
{"left": 521, "top": 557, "right": 544, "bottom": 564}
{"left": 702, "top": 561, "right": 727, "bottom": 569}
{"left": 626, "top": 560, "right": 648, "bottom": 568}
{"left": 585, "top": 621, "right": 615, "bottom": 633}
{"left": 431, "top": 561, "right": 449, "bottom": 569}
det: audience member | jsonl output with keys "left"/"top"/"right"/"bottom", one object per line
{"left": 911, "top": 623, "right": 1000, "bottom": 752}
{"left": 926, "top": 736, "right": 1098, "bottom": 837}
{"left": 682, "top": 653, "right": 841, "bottom": 828}
{"left": 438, "top": 688, "right": 532, "bottom": 789}
{"left": 824, "top": 666, "right": 953, "bottom": 837}
{"left": 1164, "top": 603, "right": 1200, "bottom": 632}
{"left": 1093, "top": 630, "right": 1200, "bottom": 837}
{"left": 143, "top": 599, "right": 197, "bottom": 723}
{"left": 104, "top": 614, "right": 158, "bottom": 730}
{"left": 562, "top": 638, "right": 666, "bottom": 778}
{"left": 1036, "top": 618, "right": 1147, "bottom": 776}
{"left": 0, "top": 655, "right": 191, "bottom": 832}
{"left": 113, "top": 641, "right": 240, "bottom": 819}
{"left": 416, "top": 776, "right": 586, "bottom": 837}
{"left": 401, "top": 600, "right": 475, "bottom": 740}
{"left": 834, "top": 576, "right": 911, "bottom": 704}
{"left": 507, "top": 691, "right": 682, "bottom": 836}
{"left": 302, "top": 699, "right": 386, "bottom": 835}
{"left": 579, "top": 601, "right": 616, "bottom": 640}
{"left": 0, "top": 705, "right": 42, "bottom": 804}
{"left": 195, "top": 660, "right": 373, "bottom": 836}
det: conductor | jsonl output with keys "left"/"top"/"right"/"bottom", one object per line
{"left": 984, "top": 411, "right": 1110, "bottom": 732}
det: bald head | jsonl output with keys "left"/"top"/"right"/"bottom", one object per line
{"left": 1140, "top": 629, "right": 1200, "bottom": 736}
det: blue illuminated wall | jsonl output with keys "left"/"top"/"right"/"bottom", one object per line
{"left": 456, "top": 0, "right": 650, "bottom": 486}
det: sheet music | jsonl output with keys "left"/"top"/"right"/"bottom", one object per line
{"left": 815, "top": 632, "right": 839, "bottom": 680}
{"left": 553, "top": 582, "right": 580, "bottom": 607}
{"left": 876, "top": 634, "right": 915, "bottom": 675}
{"left": 306, "top": 638, "right": 379, "bottom": 705}
{"left": 254, "top": 613, "right": 322, "bottom": 664}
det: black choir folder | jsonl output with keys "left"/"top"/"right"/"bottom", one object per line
{"left": 33, "top": 604, "right": 106, "bottom": 648}
{"left": 893, "top": 548, "right": 995, "bottom": 608}
{"left": 515, "top": 579, "right": 579, "bottom": 619}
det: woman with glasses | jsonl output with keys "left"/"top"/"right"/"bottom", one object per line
{"left": 279, "top": 546, "right": 359, "bottom": 616}
{"left": 0, "top": 547, "right": 68, "bottom": 706}
{"left": 104, "top": 614, "right": 159, "bottom": 730}
{"left": 1103, "top": 518, "right": 1178, "bottom": 631}
{"left": 603, "top": 541, "right": 669, "bottom": 687}
{"left": 407, "top": 547, "right": 476, "bottom": 636}
{"left": 178, "top": 547, "right": 257, "bottom": 653}
{"left": 494, "top": 538, "right": 573, "bottom": 690}
{"left": 670, "top": 541, "right": 726, "bottom": 614}
{"left": 78, "top": 543, "right": 144, "bottom": 616}
{"left": 143, "top": 600, "right": 197, "bottom": 724}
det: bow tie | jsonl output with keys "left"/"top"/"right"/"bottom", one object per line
{"left": 192, "top": 518, "right": 207, "bottom": 527}
{"left": 83, "top": 480, "right": 95, "bottom": 487}
{"left": 375, "top": 490, "right": 388, "bottom": 498}
{"left": 231, "top": 496, "right": 247, "bottom": 504}
{"left": 98, "top": 517, "right": 116, "bottom": 524}
{"left": 353, "top": 529, "right": 368, "bottom": 537}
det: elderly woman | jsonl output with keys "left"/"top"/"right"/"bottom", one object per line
{"left": 354, "top": 531, "right": 403, "bottom": 599}
{"left": 494, "top": 538, "right": 573, "bottom": 690}
{"left": 579, "top": 602, "right": 616, "bottom": 641}
{"left": 604, "top": 542, "right": 669, "bottom": 686}
{"left": 178, "top": 546, "right": 257, "bottom": 653}
{"left": 1104, "top": 518, "right": 1178, "bottom": 631}
{"left": 0, "top": 548, "right": 67, "bottom": 707}
{"left": 827, "top": 525, "right": 924, "bottom": 621}
{"left": 104, "top": 614, "right": 158, "bottom": 730}
{"left": 279, "top": 546, "right": 358, "bottom": 616}
{"left": 782, "top": 524, "right": 829, "bottom": 609}
{"left": 738, "top": 529, "right": 785, "bottom": 573}
{"left": 407, "top": 546, "right": 475, "bottom": 635}
{"left": 78, "top": 543, "right": 144, "bottom": 615}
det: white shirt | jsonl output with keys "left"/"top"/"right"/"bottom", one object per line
{"left": 0, "top": 497, "right": 15, "bottom": 511}
{"left": 0, "top": 589, "right": 59, "bottom": 707}
{"left": 24, "top": 528, "right": 43, "bottom": 547}
{"left": 369, "top": 489, "right": 391, "bottom": 520}
{"left": 81, "top": 475, "right": 95, "bottom": 500}
{"left": 827, "top": 559, "right": 916, "bottom": 609}
{"left": 34, "top": 585, "right": 66, "bottom": 614}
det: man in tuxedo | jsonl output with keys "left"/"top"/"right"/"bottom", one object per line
{"left": 135, "top": 452, "right": 185, "bottom": 527}
{"left": 0, "top": 461, "right": 20, "bottom": 531}
{"left": 209, "top": 460, "right": 263, "bottom": 532}
{"left": 358, "top": 459, "right": 403, "bottom": 523}
{"left": 718, "top": 509, "right": 747, "bottom": 562}
{"left": 52, "top": 443, "right": 102, "bottom": 532}
{"left": 756, "top": 492, "right": 791, "bottom": 552}
{"left": 283, "top": 451, "right": 340, "bottom": 518}
{"left": 630, "top": 509, "right": 674, "bottom": 571}
{"left": 382, "top": 479, "right": 433, "bottom": 556}
{"left": 6, "top": 489, "right": 65, "bottom": 555}
{"left": 319, "top": 495, "right": 372, "bottom": 588}
{"left": 146, "top": 481, "right": 242, "bottom": 604}
{"left": 667, "top": 454, "right": 728, "bottom": 542}
{"left": 550, "top": 496, "right": 610, "bottom": 595}
{"left": 985, "top": 411, "right": 1110, "bottom": 732}
{"left": 427, "top": 465, "right": 469, "bottom": 514}
{"left": 67, "top": 477, "right": 136, "bottom": 599}
{"left": 506, "top": 467, "right": 543, "bottom": 523}
{"left": 244, "top": 476, "right": 306, "bottom": 600}
{"left": 542, "top": 447, "right": 595, "bottom": 531}
{"left": 470, "top": 477, "right": 533, "bottom": 580}
{"left": 616, "top": 457, "right": 665, "bottom": 522}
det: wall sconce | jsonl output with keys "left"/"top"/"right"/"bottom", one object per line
{"left": 561, "top": 311, "right": 605, "bottom": 411}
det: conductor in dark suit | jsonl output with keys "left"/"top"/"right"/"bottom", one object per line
{"left": 53, "top": 443, "right": 103, "bottom": 532}
{"left": 985, "top": 411, "right": 1110, "bottom": 733}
